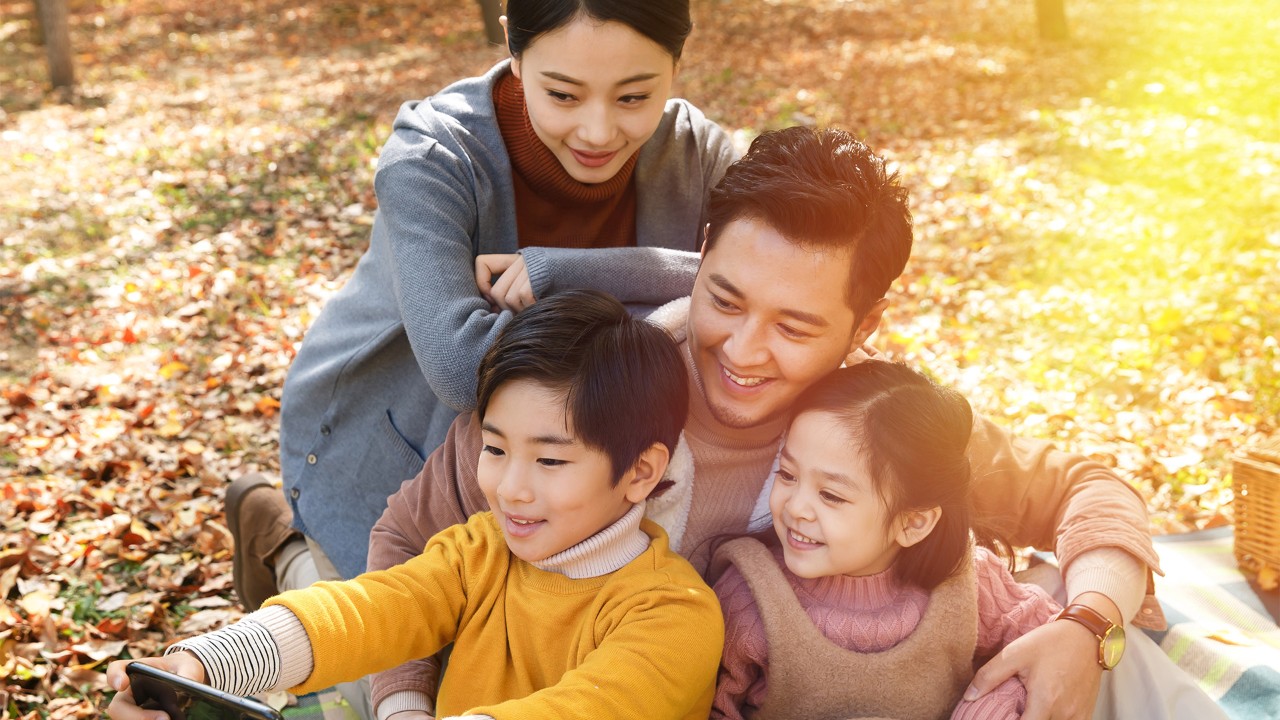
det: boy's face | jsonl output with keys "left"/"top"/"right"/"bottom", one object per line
{"left": 477, "top": 379, "right": 641, "bottom": 562}
{"left": 687, "top": 218, "right": 881, "bottom": 429}
{"left": 769, "top": 410, "right": 902, "bottom": 579}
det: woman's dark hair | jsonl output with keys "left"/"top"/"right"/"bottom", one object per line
{"left": 704, "top": 127, "right": 913, "bottom": 324}
{"left": 789, "top": 361, "right": 973, "bottom": 590}
{"left": 505, "top": 0, "right": 692, "bottom": 60}
{"left": 475, "top": 289, "right": 688, "bottom": 484}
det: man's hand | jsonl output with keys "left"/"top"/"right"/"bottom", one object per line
{"left": 965, "top": 618, "right": 1103, "bottom": 720}
{"left": 105, "top": 652, "right": 208, "bottom": 720}
{"left": 475, "top": 254, "right": 534, "bottom": 312}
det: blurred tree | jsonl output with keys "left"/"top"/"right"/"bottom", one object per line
{"left": 1036, "top": 0, "right": 1069, "bottom": 40}
{"left": 478, "top": 0, "right": 503, "bottom": 45}
{"left": 36, "top": 0, "right": 75, "bottom": 89}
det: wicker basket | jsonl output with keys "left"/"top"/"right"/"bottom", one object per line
{"left": 1233, "top": 437, "right": 1280, "bottom": 579}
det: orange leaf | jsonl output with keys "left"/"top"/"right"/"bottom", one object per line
{"left": 255, "top": 396, "right": 282, "bottom": 416}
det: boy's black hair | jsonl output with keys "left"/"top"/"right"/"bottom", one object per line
{"left": 476, "top": 289, "right": 688, "bottom": 484}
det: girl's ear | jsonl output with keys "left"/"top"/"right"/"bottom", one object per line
{"left": 894, "top": 506, "right": 941, "bottom": 548}
{"left": 620, "top": 442, "right": 672, "bottom": 504}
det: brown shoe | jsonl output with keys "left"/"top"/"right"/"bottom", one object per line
{"left": 226, "top": 472, "right": 302, "bottom": 611}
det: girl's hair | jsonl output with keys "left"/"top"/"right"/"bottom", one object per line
{"left": 505, "top": 0, "right": 693, "bottom": 60}
{"left": 790, "top": 362, "right": 974, "bottom": 590}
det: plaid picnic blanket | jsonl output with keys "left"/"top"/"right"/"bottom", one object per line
{"left": 276, "top": 528, "right": 1280, "bottom": 720}
{"left": 1145, "top": 527, "right": 1280, "bottom": 720}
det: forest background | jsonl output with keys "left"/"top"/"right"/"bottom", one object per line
{"left": 1, "top": 0, "right": 1277, "bottom": 716}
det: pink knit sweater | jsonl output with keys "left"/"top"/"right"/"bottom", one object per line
{"left": 712, "top": 546, "right": 1061, "bottom": 720}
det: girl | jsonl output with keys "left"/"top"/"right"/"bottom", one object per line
{"left": 710, "top": 361, "right": 1061, "bottom": 720}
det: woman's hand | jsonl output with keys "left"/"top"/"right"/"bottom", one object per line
{"left": 105, "top": 652, "right": 208, "bottom": 720}
{"left": 475, "top": 254, "right": 535, "bottom": 313}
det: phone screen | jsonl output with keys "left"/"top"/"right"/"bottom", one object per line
{"left": 126, "top": 662, "right": 283, "bottom": 720}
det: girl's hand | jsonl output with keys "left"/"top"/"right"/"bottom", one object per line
{"left": 105, "top": 652, "right": 208, "bottom": 720}
{"left": 474, "top": 254, "right": 535, "bottom": 313}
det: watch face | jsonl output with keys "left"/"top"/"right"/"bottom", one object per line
{"left": 1101, "top": 625, "right": 1126, "bottom": 669}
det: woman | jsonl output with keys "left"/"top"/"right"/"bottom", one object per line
{"left": 256, "top": 0, "right": 734, "bottom": 595}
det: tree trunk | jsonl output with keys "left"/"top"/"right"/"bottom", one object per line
{"left": 477, "top": 0, "right": 504, "bottom": 46}
{"left": 37, "top": 0, "right": 75, "bottom": 89}
{"left": 1035, "top": 0, "right": 1069, "bottom": 40}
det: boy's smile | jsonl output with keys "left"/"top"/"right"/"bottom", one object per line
{"left": 477, "top": 379, "right": 640, "bottom": 563}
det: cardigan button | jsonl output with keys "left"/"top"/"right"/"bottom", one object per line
{"left": 320, "top": 425, "right": 331, "bottom": 436}
{"left": 291, "top": 488, "right": 300, "bottom": 500}
{"left": 306, "top": 453, "right": 317, "bottom": 465}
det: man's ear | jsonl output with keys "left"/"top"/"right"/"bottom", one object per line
{"left": 847, "top": 297, "right": 889, "bottom": 354}
{"left": 620, "top": 442, "right": 672, "bottom": 504}
{"left": 894, "top": 506, "right": 941, "bottom": 549}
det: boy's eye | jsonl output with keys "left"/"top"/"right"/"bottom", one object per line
{"left": 538, "top": 458, "right": 568, "bottom": 467}
{"left": 481, "top": 444, "right": 505, "bottom": 457}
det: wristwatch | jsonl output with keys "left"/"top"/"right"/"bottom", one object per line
{"left": 1055, "top": 603, "right": 1126, "bottom": 670}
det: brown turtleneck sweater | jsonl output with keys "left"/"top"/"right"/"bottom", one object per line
{"left": 493, "top": 71, "right": 638, "bottom": 249}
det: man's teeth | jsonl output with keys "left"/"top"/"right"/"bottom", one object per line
{"left": 790, "top": 529, "right": 820, "bottom": 544}
{"left": 724, "top": 367, "right": 766, "bottom": 387}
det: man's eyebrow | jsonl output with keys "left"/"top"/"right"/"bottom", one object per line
{"left": 539, "top": 71, "right": 660, "bottom": 87}
{"left": 707, "top": 273, "right": 830, "bottom": 328}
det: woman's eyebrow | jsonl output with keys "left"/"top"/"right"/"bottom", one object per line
{"left": 539, "top": 71, "right": 661, "bottom": 87}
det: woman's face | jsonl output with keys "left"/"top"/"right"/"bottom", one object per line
{"left": 510, "top": 18, "right": 676, "bottom": 184}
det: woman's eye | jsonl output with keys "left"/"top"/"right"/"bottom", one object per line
{"left": 482, "top": 444, "right": 505, "bottom": 457}
{"left": 619, "top": 93, "right": 651, "bottom": 105}
{"left": 547, "top": 90, "right": 575, "bottom": 102}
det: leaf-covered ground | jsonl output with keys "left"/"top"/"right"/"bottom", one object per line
{"left": 2, "top": 0, "right": 1277, "bottom": 715}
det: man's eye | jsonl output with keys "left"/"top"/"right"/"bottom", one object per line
{"left": 778, "top": 324, "right": 812, "bottom": 340}
{"left": 710, "top": 294, "right": 737, "bottom": 311}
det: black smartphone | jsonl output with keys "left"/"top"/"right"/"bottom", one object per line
{"left": 125, "top": 662, "right": 285, "bottom": 720}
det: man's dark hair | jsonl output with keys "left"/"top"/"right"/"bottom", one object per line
{"left": 506, "top": 0, "right": 692, "bottom": 61}
{"left": 476, "top": 289, "right": 688, "bottom": 483}
{"left": 705, "top": 127, "right": 914, "bottom": 322}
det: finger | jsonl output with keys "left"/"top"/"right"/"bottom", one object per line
{"left": 107, "top": 658, "right": 133, "bottom": 692}
{"left": 966, "top": 652, "right": 1018, "bottom": 700}
{"left": 490, "top": 268, "right": 520, "bottom": 312}
{"left": 1018, "top": 687, "right": 1054, "bottom": 720}
{"left": 474, "top": 255, "right": 516, "bottom": 295}
{"left": 107, "top": 686, "right": 168, "bottom": 720}
{"left": 503, "top": 275, "right": 534, "bottom": 312}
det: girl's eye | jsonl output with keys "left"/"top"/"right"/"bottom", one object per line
{"left": 775, "top": 469, "right": 796, "bottom": 484}
{"left": 482, "top": 444, "right": 505, "bottom": 457}
{"left": 820, "top": 491, "right": 846, "bottom": 505}
{"left": 619, "top": 93, "right": 651, "bottom": 106}
{"left": 538, "top": 458, "right": 568, "bottom": 467}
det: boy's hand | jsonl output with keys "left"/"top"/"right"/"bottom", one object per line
{"left": 105, "top": 652, "right": 208, "bottom": 720}
{"left": 475, "top": 254, "right": 534, "bottom": 313}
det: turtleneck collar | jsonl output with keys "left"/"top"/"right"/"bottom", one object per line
{"left": 530, "top": 503, "right": 649, "bottom": 579}
{"left": 493, "top": 69, "right": 640, "bottom": 205}
{"left": 785, "top": 554, "right": 916, "bottom": 611}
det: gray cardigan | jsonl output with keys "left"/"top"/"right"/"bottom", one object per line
{"left": 278, "top": 60, "right": 735, "bottom": 578}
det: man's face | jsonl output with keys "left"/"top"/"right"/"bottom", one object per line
{"left": 686, "top": 218, "right": 879, "bottom": 429}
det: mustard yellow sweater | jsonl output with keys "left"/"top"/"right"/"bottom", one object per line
{"left": 264, "top": 511, "right": 723, "bottom": 720}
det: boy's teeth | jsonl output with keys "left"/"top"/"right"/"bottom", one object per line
{"left": 512, "top": 518, "right": 539, "bottom": 525}
{"left": 724, "top": 367, "right": 765, "bottom": 387}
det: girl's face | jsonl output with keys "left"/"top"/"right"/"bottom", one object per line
{"left": 510, "top": 18, "right": 676, "bottom": 184}
{"left": 769, "top": 410, "right": 904, "bottom": 579}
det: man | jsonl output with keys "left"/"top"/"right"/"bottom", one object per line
{"left": 233, "top": 128, "right": 1218, "bottom": 720}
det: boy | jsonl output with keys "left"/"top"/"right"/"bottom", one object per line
{"left": 105, "top": 290, "right": 723, "bottom": 720}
